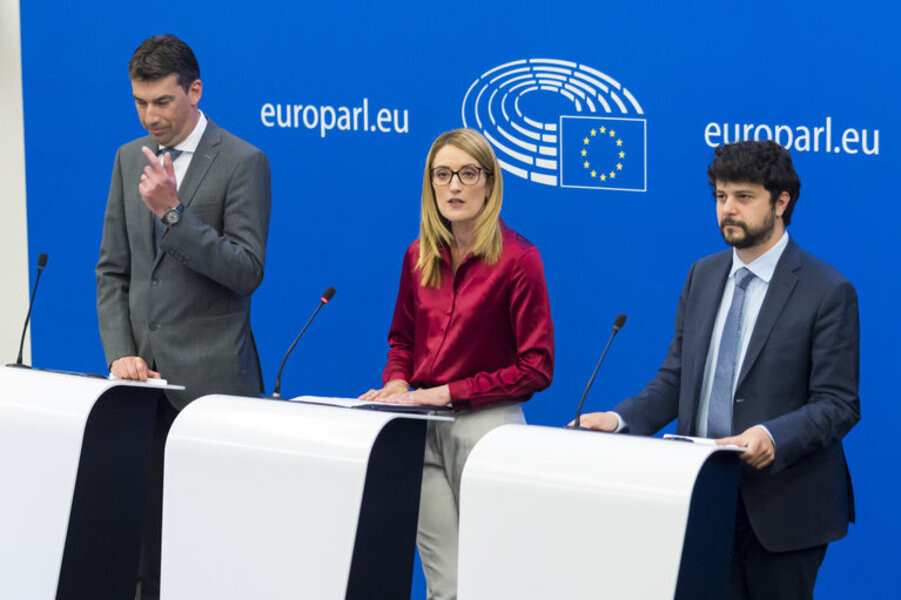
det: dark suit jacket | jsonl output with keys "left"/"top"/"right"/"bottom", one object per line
{"left": 614, "top": 239, "right": 860, "bottom": 552}
{"left": 96, "top": 119, "right": 271, "bottom": 409}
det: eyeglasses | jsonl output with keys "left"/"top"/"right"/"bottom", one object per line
{"left": 430, "top": 165, "right": 491, "bottom": 186}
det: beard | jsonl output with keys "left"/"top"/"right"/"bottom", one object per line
{"left": 719, "top": 209, "right": 775, "bottom": 249}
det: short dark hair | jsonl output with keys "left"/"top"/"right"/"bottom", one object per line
{"left": 707, "top": 140, "right": 801, "bottom": 226}
{"left": 128, "top": 34, "right": 200, "bottom": 92}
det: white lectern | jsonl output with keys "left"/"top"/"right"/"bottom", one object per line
{"left": 457, "top": 425, "right": 740, "bottom": 600}
{"left": 0, "top": 365, "right": 171, "bottom": 600}
{"left": 162, "top": 395, "right": 448, "bottom": 600}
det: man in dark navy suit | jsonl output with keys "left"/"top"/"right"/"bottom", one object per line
{"left": 577, "top": 140, "right": 860, "bottom": 599}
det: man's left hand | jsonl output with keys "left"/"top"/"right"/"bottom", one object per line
{"left": 139, "top": 146, "right": 178, "bottom": 217}
{"left": 716, "top": 425, "right": 775, "bottom": 469}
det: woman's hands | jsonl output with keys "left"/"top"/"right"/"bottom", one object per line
{"left": 359, "top": 380, "right": 451, "bottom": 407}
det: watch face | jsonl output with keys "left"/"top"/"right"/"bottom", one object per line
{"left": 164, "top": 208, "right": 180, "bottom": 225}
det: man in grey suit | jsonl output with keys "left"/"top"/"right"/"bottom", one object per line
{"left": 577, "top": 141, "right": 859, "bottom": 599}
{"left": 96, "top": 34, "right": 271, "bottom": 599}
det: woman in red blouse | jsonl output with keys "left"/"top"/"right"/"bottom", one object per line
{"left": 360, "top": 128, "right": 554, "bottom": 599}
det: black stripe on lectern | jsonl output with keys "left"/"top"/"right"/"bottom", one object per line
{"left": 674, "top": 451, "right": 741, "bottom": 600}
{"left": 56, "top": 387, "right": 162, "bottom": 600}
{"left": 346, "top": 418, "right": 427, "bottom": 600}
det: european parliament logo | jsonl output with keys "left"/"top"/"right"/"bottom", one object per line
{"left": 461, "top": 59, "right": 647, "bottom": 191}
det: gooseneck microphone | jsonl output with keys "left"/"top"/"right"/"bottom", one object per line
{"left": 567, "top": 313, "right": 626, "bottom": 429}
{"left": 9, "top": 253, "right": 49, "bottom": 368}
{"left": 272, "top": 286, "right": 336, "bottom": 398}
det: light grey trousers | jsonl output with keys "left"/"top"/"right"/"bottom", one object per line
{"left": 417, "top": 402, "right": 526, "bottom": 600}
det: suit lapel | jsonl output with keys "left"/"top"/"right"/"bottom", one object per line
{"left": 177, "top": 120, "right": 221, "bottom": 209}
{"left": 152, "top": 120, "right": 221, "bottom": 269}
{"left": 684, "top": 254, "right": 731, "bottom": 433}
{"left": 736, "top": 239, "right": 801, "bottom": 388}
{"left": 138, "top": 137, "right": 158, "bottom": 259}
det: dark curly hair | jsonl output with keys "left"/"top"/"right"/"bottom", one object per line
{"left": 128, "top": 34, "right": 200, "bottom": 93}
{"left": 707, "top": 140, "right": 801, "bottom": 226}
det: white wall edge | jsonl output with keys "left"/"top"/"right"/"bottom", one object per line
{"left": 1, "top": 0, "right": 32, "bottom": 363}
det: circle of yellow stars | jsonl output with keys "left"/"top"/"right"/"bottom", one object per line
{"left": 581, "top": 126, "right": 625, "bottom": 181}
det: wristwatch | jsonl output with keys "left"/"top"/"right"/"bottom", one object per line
{"left": 162, "top": 203, "right": 185, "bottom": 226}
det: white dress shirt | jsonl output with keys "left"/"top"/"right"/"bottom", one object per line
{"left": 695, "top": 231, "right": 789, "bottom": 437}
{"left": 157, "top": 112, "right": 207, "bottom": 191}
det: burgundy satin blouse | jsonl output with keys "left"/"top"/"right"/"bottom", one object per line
{"left": 382, "top": 222, "right": 554, "bottom": 411}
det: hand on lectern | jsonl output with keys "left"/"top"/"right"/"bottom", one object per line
{"left": 110, "top": 356, "right": 161, "bottom": 381}
{"left": 366, "top": 384, "right": 451, "bottom": 407}
{"left": 569, "top": 411, "right": 618, "bottom": 431}
{"left": 359, "top": 378, "right": 409, "bottom": 401}
{"left": 716, "top": 425, "right": 775, "bottom": 469}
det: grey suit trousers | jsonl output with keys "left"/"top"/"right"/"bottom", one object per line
{"left": 417, "top": 402, "right": 525, "bottom": 600}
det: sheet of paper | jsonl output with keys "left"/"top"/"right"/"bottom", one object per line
{"left": 108, "top": 373, "right": 183, "bottom": 389}
{"left": 663, "top": 434, "right": 747, "bottom": 452}
{"left": 288, "top": 395, "right": 454, "bottom": 416}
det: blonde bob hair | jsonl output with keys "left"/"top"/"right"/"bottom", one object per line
{"left": 417, "top": 128, "right": 504, "bottom": 288}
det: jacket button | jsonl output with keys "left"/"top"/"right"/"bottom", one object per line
{"left": 149, "top": 323, "right": 158, "bottom": 331}
{"left": 151, "top": 279, "right": 159, "bottom": 286}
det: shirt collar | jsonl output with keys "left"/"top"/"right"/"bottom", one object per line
{"left": 158, "top": 111, "right": 207, "bottom": 154}
{"left": 730, "top": 231, "right": 789, "bottom": 284}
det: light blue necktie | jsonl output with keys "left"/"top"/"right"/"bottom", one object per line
{"left": 707, "top": 267, "right": 756, "bottom": 438}
{"left": 153, "top": 147, "right": 183, "bottom": 252}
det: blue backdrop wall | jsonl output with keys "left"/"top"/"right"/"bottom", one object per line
{"left": 20, "top": 1, "right": 896, "bottom": 597}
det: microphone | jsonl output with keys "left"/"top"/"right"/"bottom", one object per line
{"left": 271, "top": 286, "right": 335, "bottom": 398}
{"left": 8, "top": 253, "right": 49, "bottom": 368}
{"left": 566, "top": 314, "right": 626, "bottom": 429}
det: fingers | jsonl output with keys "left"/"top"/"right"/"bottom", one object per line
{"left": 163, "top": 152, "right": 176, "bottom": 177}
{"left": 359, "top": 387, "right": 397, "bottom": 401}
{"left": 576, "top": 412, "right": 618, "bottom": 431}
{"left": 719, "top": 428, "right": 775, "bottom": 470}
{"left": 377, "top": 392, "right": 409, "bottom": 404}
{"left": 130, "top": 358, "right": 150, "bottom": 381}
{"left": 111, "top": 356, "right": 152, "bottom": 381}
{"left": 745, "top": 439, "right": 774, "bottom": 469}
{"left": 360, "top": 379, "right": 410, "bottom": 401}
{"left": 373, "top": 391, "right": 416, "bottom": 405}
{"left": 141, "top": 146, "right": 163, "bottom": 172}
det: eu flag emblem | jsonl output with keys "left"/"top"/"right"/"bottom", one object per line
{"left": 560, "top": 116, "right": 646, "bottom": 191}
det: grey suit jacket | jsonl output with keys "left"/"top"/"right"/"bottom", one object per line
{"left": 614, "top": 239, "right": 860, "bottom": 552}
{"left": 96, "top": 119, "right": 271, "bottom": 409}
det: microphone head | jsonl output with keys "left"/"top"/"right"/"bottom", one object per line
{"left": 38, "top": 253, "right": 48, "bottom": 268}
{"left": 613, "top": 314, "right": 627, "bottom": 331}
{"left": 321, "top": 286, "right": 336, "bottom": 303}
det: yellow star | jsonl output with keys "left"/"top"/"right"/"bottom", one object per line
{"left": 591, "top": 170, "right": 597, "bottom": 178}
{"left": 609, "top": 171, "right": 616, "bottom": 179}
{"left": 600, "top": 173, "right": 606, "bottom": 181}
{"left": 581, "top": 149, "right": 587, "bottom": 157}
{"left": 616, "top": 163, "right": 623, "bottom": 170}
{"left": 609, "top": 130, "right": 616, "bottom": 137}
{"left": 616, "top": 139, "right": 623, "bottom": 146}
{"left": 583, "top": 137, "right": 589, "bottom": 144}
{"left": 590, "top": 129, "right": 597, "bottom": 136}
{"left": 599, "top": 126, "right": 606, "bottom": 133}
{"left": 583, "top": 161, "right": 590, "bottom": 169}
{"left": 619, "top": 151, "right": 625, "bottom": 158}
